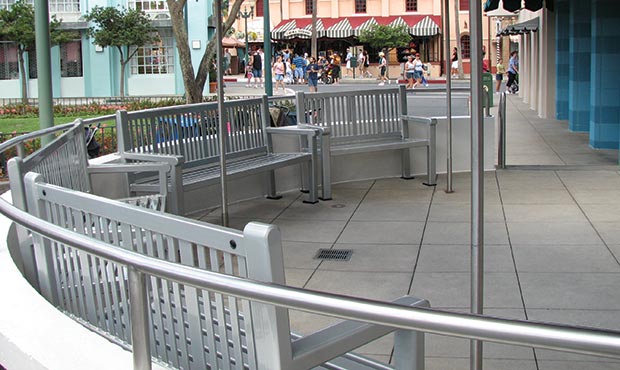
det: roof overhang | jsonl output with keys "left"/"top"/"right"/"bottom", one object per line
{"left": 497, "top": 17, "right": 539, "bottom": 36}
{"left": 484, "top": 0, "right": 554, "bottom": 13}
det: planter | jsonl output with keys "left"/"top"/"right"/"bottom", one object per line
{"left": 209, "top": 82, "right": 217, "bottom": 93}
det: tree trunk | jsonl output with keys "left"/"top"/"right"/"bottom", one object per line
{"left": 119, "top": 60, "right": 126, "bottom": 97}
{"left": 165, "top": 0, "right": 245, "bottom": 103}
{"left": 453, "top": 0, "right": 464, "bottom": 79}
{"left": 18, "top": 48, "right": 27, "bottom": 104}
{"left": 167, "top": 0, "right": 202, "bottom": 103}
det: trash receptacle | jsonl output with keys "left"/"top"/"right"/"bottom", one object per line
{"left": 482, "top": 72, "right": 493, "bottom": 107}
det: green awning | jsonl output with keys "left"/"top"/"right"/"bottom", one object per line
{"left": 484, "top": 0, "right": 553, "bottom": 13}
{"left": 497, "top": 17, "right": 539, "bottom": 36}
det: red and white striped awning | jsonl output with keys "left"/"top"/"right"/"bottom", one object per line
{"left": 271, "top": 15, "right": 441, "bottom": 40}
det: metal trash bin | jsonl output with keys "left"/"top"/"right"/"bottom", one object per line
{"left": 482, "top": 72, "right": 493, "bottom": 107}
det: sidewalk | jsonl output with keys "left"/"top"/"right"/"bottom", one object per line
{"left": 195, "top": 93, "right": 620, "bottom": 369}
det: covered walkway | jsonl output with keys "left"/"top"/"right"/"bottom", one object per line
{"left": 196, "top": 94, "right": 620, "bottom": 369}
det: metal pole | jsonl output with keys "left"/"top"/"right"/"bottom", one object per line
{"left": 263, "top": 0, "right": 273, "bottom": 96}
{"left": 497, "top": 92, "right": 506, "bottom": 168}
{"left": 128, "top": 267, "right": 152, "bottom": 370}
{"left": 469, "top": 0, "right": 485, "bottom": 369}
{"left": 444, "top": 0, "right": 453, "bottom": 194}
{"left": 239, "top": 7, "right": 252, "bottom": 72}
{"left": 215, "top": 0, "right": 229, "bottom": 227}
{"left": 34, "top": 0, "right": 54, "bottom": 146}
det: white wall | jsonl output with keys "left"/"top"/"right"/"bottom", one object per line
{"left": 60, "top": 77, "right": 85, "bottom": 97}
{"left": 127, "top": 74, "right": 176, "bottom": 96}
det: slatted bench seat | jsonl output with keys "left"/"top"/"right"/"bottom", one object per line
{"left": 295, "top": 86, "right": 437, "bottom": 200}
{"left": 117, "top": 96, "right": 321, "bottom": 215}
{"left": 24, "top": 172, "right": 430, "bottom": 370}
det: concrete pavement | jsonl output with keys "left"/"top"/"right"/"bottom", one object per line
{"left": 194, "top": 93, "right": 620, "bottom": 369}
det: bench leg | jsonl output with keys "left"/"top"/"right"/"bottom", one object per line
{"left": 302, "top": 161, "right": 318, "bottom": 204}
{"left": 319, "top": 133, "right": 332, "bottom": 201}
{"left": 393, "top": 329, "right": 425, "bottom": 370}
{"left": 401, "top": 148, "right": 415, "bottom": 180}
{"left": 423, "top": 125, "right": 437, "bottom": 186}
{"left": 266, "top": 170, "right": 283, "bottom": 200}
{"left": 170, "top": 166, "right": 185, "bottom": 215}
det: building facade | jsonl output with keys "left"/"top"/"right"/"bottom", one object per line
{"left": 0, "top": 0, "right": 216, "bottom": 99}
{"left": 506, "top": 0, "right": 620, "bottom": 150}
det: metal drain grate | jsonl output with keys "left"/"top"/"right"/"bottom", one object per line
{"left": 314, "top": 248, "right": 353, "bottom": 261}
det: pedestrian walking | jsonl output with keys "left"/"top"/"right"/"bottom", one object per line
{"left": 405, "top": 55, "right": 415, "bottom": 89}
{"left": 506, "top": 51, "right": 519, "bottom": 94}
{"left": 306, "top": 57, "right": 320, "bottom": 93}
{"left": 378, "top": 51, "right": 389, "bottom": 85}
{"left": 495, "top": 58, "right": 506, "bottom": 93}
{"left": 451, "top": 47, "right": 459, "bottom": 78}
{"left": 273, "top": 55, "right": 286, "bottom": 93}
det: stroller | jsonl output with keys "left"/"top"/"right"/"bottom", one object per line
{"left": 84, "top": 123, "right": 101, "bottom": 159}
{"left": 507, "top": 73, "right": 519, "bottom": 94}
{"left": 320, "top": 63, "right": 335, "bottom": 85}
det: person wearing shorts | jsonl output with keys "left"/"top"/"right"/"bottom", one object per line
{"left": 273, "top": 55, "right": 286, "bottom": 93}
{"left": 451, "top": 47, "right": 459, "bottom": 77}
{"left": 251, "top": 49, "right": 263, "bottom": 88}
{"left": 495, "top": 58, "right": 506, "bottom": 93}
{"left": 306, "top": 57, "right": 319, "bottom": 92}
{"left": 378, "top": 51, "right": 388, "bottom": 85}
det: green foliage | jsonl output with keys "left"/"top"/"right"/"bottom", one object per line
{"left": 0, "top": 0, "right": 71, "bottom": 52}
{"left": 358, "top": 24, "right": 411, "bottom": 51}
{"left": 84, "top": 6, "right": 159, "bottom": 59}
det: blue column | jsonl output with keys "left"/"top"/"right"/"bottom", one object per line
{"left": 567, "top": 0, "right": 590, "bottom": 132}
{"left": 589, "top": 0, "right": 620, "bottom": 149}
{"left": 555, "top": 0, "right": 569, "bottom": 120}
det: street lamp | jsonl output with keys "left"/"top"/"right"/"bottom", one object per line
{"left": 238, "top": 6, "right": 253, "bottom": 71}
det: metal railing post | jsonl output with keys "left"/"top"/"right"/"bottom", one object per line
{"left": 497, "top": 92, "right": 507, "bottom": 169}
{"left": 128, "top": 267, "right": 152, "bottom": 370}
{"left": 444, "top": 0, "right": 453, "bottom": 194}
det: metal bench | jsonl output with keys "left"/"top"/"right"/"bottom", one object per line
{"left": 24, "top": 172, "right": 429, "bottom": 370}
{"left": 295, "top": 86, "right": 437, "bottom": 200}
{"left": 117, "top": 96, "right": 321, "bottom": 215}
{"left": 6, "top": 118, "right": 169, "bottom": 287}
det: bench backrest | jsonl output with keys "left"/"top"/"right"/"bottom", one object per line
{"left": 24, "top": 172, "right": 292, "bottom": 370}
{"left": 117, "top": 97, "right": 271, "bottom": 168}
{"left": 295, "top": 86, "right": 409, "bottom": 143}
{"left": 7, "top": 120, "right": 90, "bottom": 211}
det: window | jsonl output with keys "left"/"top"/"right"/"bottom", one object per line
{"left": 61, "top": 40, "right": 82, "bottom": 77}
{"left": 405, "top": 0, "right": 417, "bottom": 12}
{"left": 28, "top": 51, "right": 37, "bottom": 79}
{"left": 305, "top": 0, "right": 312, "bottom": 15}
{"left": 459, "top": 0, "right": 469, "bottom": 11}
{"left": 130, "top": 30, "right": 174, "bottom": 75}
{"left": 49, "top": 0, "right": 79, "bottom": 12}
{"left": 255, "top": 0, "right": 263, "bottom": 17}
{"left": 0, "top": 42, "right": 18, "bottom": 80}
{"left": 127, "top": 0, "right": 167, "bottom": 11}
{"left": 460, "top": 34, "right": 470, "bottom": 59}
{"left": 355, "top": 0, "right": 366, "bottom": 13}
{"left": 0, "top": 0, "right": 33, "bottom": 10}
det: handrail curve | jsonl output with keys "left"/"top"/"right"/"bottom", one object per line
{"left": 1, "top": 195, "right": 620, "bottom": 360}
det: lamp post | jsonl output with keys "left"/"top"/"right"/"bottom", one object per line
{"left": 238, "top": 6, "right": 253, "bottom": 72}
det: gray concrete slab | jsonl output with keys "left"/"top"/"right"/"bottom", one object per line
{"left": 190, "top": 92, "right": 620, "bottom": 367}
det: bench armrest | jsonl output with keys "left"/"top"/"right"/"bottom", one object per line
{"left": 87, "top": 162, "right": 171, "bottom": 199}
{"left": 401, "top": 115, "right": 438, "bottom": 127}
{"left": 265, "top": 126, "right": 321, "bottom": 137}
{"left": 120, "top": 152, "right": 184, "bottom": 166}
{"left": 296, "top": 124, "right": 331, "bottom": 136}
{"left": 290, "top": 295, "right": 429, "bottom": 369}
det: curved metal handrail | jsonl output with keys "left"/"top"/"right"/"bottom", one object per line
{"left": 1, "top": 195, "right": 620, "bottom": 362}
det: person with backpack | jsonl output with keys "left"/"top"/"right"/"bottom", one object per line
{"left": 251, "top": 48, "right": 263, "bottom": 88}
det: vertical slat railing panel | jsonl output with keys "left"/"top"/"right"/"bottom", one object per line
{"left": 224, "top": 253, "right": 244, "bottom": 366}
{"left": 211, "top": 249, "right": 232, "bottom": 370}
{"left": 197, "top": 246, "right": 219, "bottom": 368}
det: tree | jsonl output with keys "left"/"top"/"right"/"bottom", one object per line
{"left": 166, "top": 0, "right": 245, "bottom": 103}
{"left": 0, "top": 0, "right": 72, "bottom": 104}
{"left": 85, "top": 6, "right": 159, "bottom": 97}
{"left": 358, "top": 24, "right": 411, "bottom": 78}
